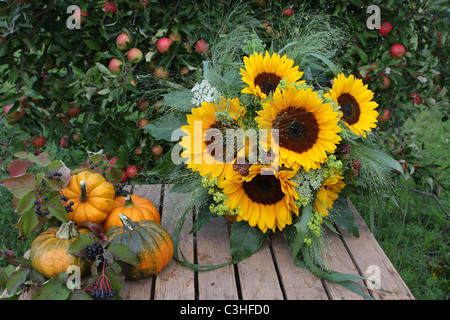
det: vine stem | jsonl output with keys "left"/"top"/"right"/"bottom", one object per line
{"left": 399, "top": 185, "right": 449, "bottom": 217}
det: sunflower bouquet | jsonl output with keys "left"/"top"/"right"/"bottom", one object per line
{"left": 147, "top": 41, "right": 402, "bottom": 297}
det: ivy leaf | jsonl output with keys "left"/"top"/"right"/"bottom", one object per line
{"left": 229, "top": 221, "right": 268, "bottom": 262}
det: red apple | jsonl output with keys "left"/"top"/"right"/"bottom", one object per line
{"left": 60, "top": 137, "right": 71, "bottom": 149}
{"left": 127, "top": 48, "right": 143, "bottom": 63}
{"left": 378, "top": 22, "right": 392, "bottom": 37}
{"left": 116, "top": 33, "right": 131, "bottom": 51}
{"left": 377, "top": 109, "right": 391, "bottom": 122}
{"left": 180, "top": 67, "right": 189, "bottom": 77}
{"left": 73, "top": 133, "right": 84, "bottom": 143}
{"left": 120, "top": 169, "right": 128, "bottom": 183}
{"left": 126, "top": 165, "right": 140, "bottom": 179}
{"left": 31, "top": 136, "right": 46, "bottom": 148}
{"left": 152, "top": 144, "right": 163, "bottom": 156}
{"left": 157, "top": 37, "right": 172, "bottom": 53}
{"left": 137, "top": 118, "right": 149, "bottom": 128}
{"left": 410, "top": 92, "right": 422, "bottom": 105}
{"left": 102, "top": 1, "right": 117, "bottom": 15}
{"left": 389, "top": 43, "right": 405, "bottom": 58}
{"left": 74, "top": 8, "right": 88, "bottom": 24}
{"left": 108, "top": 58, "right": 123, "bottom": 74}
{"left": 3, "top": 104, "right": 25, "bottom": 123}
{"left": 378, "top": 75, "right": 390, "bottom": 89}
{"left": 137, "top": 99, "right": 149, "bottom": 112}
{"left": 110, "top": 156, "right": 120, "bottom": 167}
{"left": 358, "top": 62, "right": 377, "bottom": 81}
{"left": 66, "top": 103, "right": 81, "bottom": 117}
{"left": 140, "top": 0, "right": 150, "bottom": 8}
{"left": 195, "top": 39, "right": 209, "bottom": 55}
{"left": 282, "top": 8, "right": 294, "bottom": 16}
{"left": 153, "top": 66, "right": 169, "bottom": 79}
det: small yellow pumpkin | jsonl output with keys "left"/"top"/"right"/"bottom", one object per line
{"left": 62, "top": 171, "right": 115, "bottom": 224}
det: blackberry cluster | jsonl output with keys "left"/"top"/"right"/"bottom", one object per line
{"left": 61, "top": 195, "right": 74, "bottom": 213}
{"left": 88, "top": 160, "right": 99, "bottom": 170}
{"left": 84, "top": 241, "right": 103, "bottom": 261}
{"left": 47, "top": 171, "right": 62, "bottom": 181}
{"left": 337, "top": 143, "right": 352, "bottom": 154}
{"left": 90, "top": 284, "right": 116, "bottom": 300}
{"left": 34, "top": 197, "right": 50, "bottom": 217}
{"left": 114, "top": 183, "right": 127, "bottom": 197}
{"left": 351, "top": 158, "right": 362, "bottom": 178}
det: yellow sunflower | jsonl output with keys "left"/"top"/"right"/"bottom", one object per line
{"left": 218, "top": 164, "right": 299, "bottom": 233}
{"left": 324, "top": 73, "right": 379, "bottom": 137}
{"left": 313, "top": 171, "right": 345, "bottom": 217}
{"left": 240, "top": 51, "right": 304, "bottom": 99}
{"left": 256, "top": 85, "right": 342, "bottom": 172}
{"left": 179, "top": 97, "right": 245, "bottom": 181}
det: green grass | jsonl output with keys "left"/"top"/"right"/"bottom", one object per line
{"left": 351, "top": 106, "right": 449, "bottom": 300}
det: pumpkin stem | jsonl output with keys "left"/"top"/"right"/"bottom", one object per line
{"left": 119, "top": 213, "right": 138, "bottom": 231}
{"left": 79, "top": 180, "right": 88, "bottom": 202}
{"left": 124, "top": 194, "right": 135, "bottom": 208}
{"left": 55, "top": 221, "right": 80, "bottom": 240}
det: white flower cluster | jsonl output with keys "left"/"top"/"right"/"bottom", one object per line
{"left": 293, "top": 169, "right": 324, "bottom": 206}
{"left": 191, "top": 80, "right": 221, "bottom": 106}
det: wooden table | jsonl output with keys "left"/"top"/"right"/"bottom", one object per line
{"left": 120, "top": 184, "right": 414, "bottom": 300}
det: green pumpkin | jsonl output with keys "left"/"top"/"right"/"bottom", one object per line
{"left": 106, "top": 213, "right": 173, "bottom": 280}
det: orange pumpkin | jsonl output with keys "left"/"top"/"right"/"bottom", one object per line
{"left": 106, "top": 213, "right": 173, "bottom": 279}
{"left": 62, "top": 171, "right": 115, "bottom": 224}
{"left": 30, "top": 221, "right": 91, "bottom": 278}
{"left": 103, "top": 194, "right": 160, "bottom": 232}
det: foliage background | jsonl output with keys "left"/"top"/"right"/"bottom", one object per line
{"left": 0, "top": 0, "right": 448, "bottom": 299}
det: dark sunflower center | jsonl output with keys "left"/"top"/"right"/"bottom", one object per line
{"left": 254, "top": 72, "right": 282, "bottom": 96}
{"left": 274, "top": 106, "right": 319, "bottom": 154}
{"left": 204, "top": 120, "right": 240, "bottom": 163}
{"left": 337, "top": 93, "right": 360, "bottom": 125}
{"left": 287, "top": 121, "right": 304, "bottom": 139}
{"left": 243, "top": 174, "right": 284, "bottom": 205}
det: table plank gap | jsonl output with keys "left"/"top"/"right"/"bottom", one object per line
{"left": 237, "top": 240, "right": 284, "bottom": 300}
{"left": 270, "top": 232, "right": 329, "bottom": 300}
{"left": 196, "top": 217, "right": 239, "bottom": 300}
{"left": 153, "top": 185, "right": 196, "bottom": 300}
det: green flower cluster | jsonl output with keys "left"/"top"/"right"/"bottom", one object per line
{"left": 304, "top": 212, "right": 323, "bottom": 246}
{"left": 201, "top": 176, "right": 239, "bottom": 216}
{"left": 321, "top": 154, "right": 343, "bottom": 179}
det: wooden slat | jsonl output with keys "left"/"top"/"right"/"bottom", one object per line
{"left": 237, "top": 240, "right": 284, "bottom": 300}
{"left": 338, "top": 199, "right": 414, "bottom": 300}
{"left": 270, "top": 232, "right": 329, "bottom": 300}
{"left": 321, "top": 226, "right": 369, "bottom": 300}
{"left": 196, "top": 217, "right": 239, "bottom": 300}
{"left": 153, "top": 185, "right": 195, "bottom": 300}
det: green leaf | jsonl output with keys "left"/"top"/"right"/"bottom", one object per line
{"left": 1, "top": 173, "right": 37, "bottom": 199}
{"left": 190, "top": 195, "right": 216, "bottom": 234}
{"left": 107, "top": 243, "right": 139, "bottom": 268}
{"left": 148, "top": 147, "right": 182, "bottom": 178}
{"left": 46, "top": 193, "right": 69, "bottom": 223}
{"left": 84, "top": 39, "right": 101, "bottom": 51}
{"left": 162, "top": 90, "right": 195, "bottom": 112}
{"left": 144, "top": 111, "right": 188, "bottom": 141}
{"left": 290, "top": 203, "right": 312, "bottom": 259}
{"left": 229, "top": 221, "right": 268, "bottom": 261}
{"left": 66, "top": 233, "right": 95, "bottom": 256}
{"left": 33, "top": 274, "right": 71, "bottom": 300}
{"left": 20, "top": 204, "right": 39, "bottom": 236}
{"left": 327, "top": 196, "right": 359, "bottom": 237}
{"left": 6, "top": 268, "right": 29, "bottom": 296}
